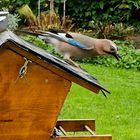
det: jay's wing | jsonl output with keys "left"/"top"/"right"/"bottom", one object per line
{"left": 15, "top": 29, "right": 93, "bottom": 50}
{"left": 68, "top": 32, "right": 96, "bottom": 49}
{"left": 47, "top": 28, "right": 95, "bottom": 49}
{"left": 39, "top": 30, "right": 93, "bottom": 50}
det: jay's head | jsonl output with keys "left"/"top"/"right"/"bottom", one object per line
{"left": 97, "top": 39, "right": 121, "bottom": 60}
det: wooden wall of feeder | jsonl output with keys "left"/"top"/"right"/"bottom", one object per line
{"left": 0, "top": 12, "right": 111, "bottom": 140}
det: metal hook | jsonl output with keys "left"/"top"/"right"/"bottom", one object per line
{"left": 15, "top": 57, "right": 32, "bottom": 82}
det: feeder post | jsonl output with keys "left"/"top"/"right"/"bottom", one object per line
{"left": 38, "top": 0, "right": 41, "bottom": 26}
{"left": 63, "top": 0, "right": 66, "bottom": 27}
{"left": 49, "top": 0, "right": 54, "bottom": 27}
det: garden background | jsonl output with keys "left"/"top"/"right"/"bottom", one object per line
{"left": 0, "top": 0, "right": 140, "bottom": 139}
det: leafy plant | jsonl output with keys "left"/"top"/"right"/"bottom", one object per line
{"left": 21, "top": 35, "right": 62, "bottom": 57}
{"left": 21, "top": 35, "right": 49, "bottom": 50}
{"left": 66, "top": 0, "right": 140, "bottom": 29}
{"left": 8, "top": 13, "right": 21, "bottom": 30}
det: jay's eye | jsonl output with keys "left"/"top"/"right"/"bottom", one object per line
{"left": 110, "top": 46, "right": 115, "bottom": 51}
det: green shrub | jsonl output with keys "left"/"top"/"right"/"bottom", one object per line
{"left": 66, "top": 0, "right": 140, "bottom": 28}
{"left": 21, "top": 35, "right": 48, "bottom": 50}
{"left": 21, "top": 35, "right": 62, "bottom": 57}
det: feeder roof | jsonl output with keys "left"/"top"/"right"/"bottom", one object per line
{"left": 0, "top": 30, "right": 110, "bottom": 95}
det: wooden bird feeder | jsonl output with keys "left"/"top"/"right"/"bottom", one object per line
{"left": 0, "top": 12, "right": 112, "bottom": 140}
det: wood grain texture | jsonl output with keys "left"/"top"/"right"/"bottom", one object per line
{"left": 0, "top": 48, "right": 71, "bottom": 139}
{"left": 50, "top": 135, "right": 112, "bottom": 140}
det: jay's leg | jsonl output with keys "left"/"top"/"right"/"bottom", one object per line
{"left": 64, "top": 54, "right": 81, "bottom": 68}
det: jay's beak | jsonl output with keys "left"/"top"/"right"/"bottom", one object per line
{"left": 112, "top": 53, "right": 121, "bottom": 60}
{"left": 105, "top": 51, "right": 121, "bottom": 60}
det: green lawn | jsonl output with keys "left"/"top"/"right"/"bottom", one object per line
{"left": 59, "top": 64, "right": 140, "bottom": 140}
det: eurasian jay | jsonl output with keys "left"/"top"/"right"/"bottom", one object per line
{"left": 38, "top": 28, "right": 120, "bottom": 67}
{"left": 16, "top": 28, "right": 120, "bottom": 68}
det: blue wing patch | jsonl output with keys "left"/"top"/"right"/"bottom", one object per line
{"left": 68, "top": 38, "right": 88, "bottom": 49}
